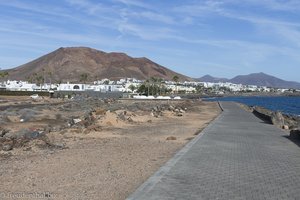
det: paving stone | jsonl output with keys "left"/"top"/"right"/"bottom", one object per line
{"left": 127, "top": 102, "right": 300, "bottom": 200}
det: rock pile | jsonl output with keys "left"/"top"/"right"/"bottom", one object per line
{"left": 0, "top": 98, "right": 196, "bottom": 152}
{"left": 117, "top": 110, "right": 134, "bottom": 123}
{"left": 150, "top": 105, "right": 187, "bottom": 118}
{"left": 0, "top": 127, "right": 45, "bottom": 151}
{"left": 251, "top": 106, "right": 300, "bottom": 139}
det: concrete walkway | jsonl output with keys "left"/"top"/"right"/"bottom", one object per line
{"left": 127, "top": 102, "right": 300, "bottom": 200}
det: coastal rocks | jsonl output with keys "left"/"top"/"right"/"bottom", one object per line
{"left": 252, "top": 106, "right": 300, "bottom": 131}
{"left": 283, "top": 125, "right": 289, "bottom": 130}
{"left": 290, "top": 129, "right": 300, "bottom": 139}
{"left": 271, "top": 111, "right": 285, "bottom": 128}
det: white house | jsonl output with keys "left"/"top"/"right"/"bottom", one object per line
{"left": 57, "top": 83, "right": 85, "bottom": 91}
{"left": 5, "top": 80, "right": 37, "bottom": 91}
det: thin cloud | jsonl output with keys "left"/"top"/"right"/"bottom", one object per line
{"left": 234, "top": 0, "right": 300, "bottom": 12}
{"left": 65, "top": 0, "right": 114, "bottom": 15}
{"left": 0, "top": 1, "right": 71, "bottom": 18}
{"left": 129, "top": 11, "right": 175, "bottom": 24}
{"left": 117, "top": 22, "right": 176, "bottom": 40}
{"left": 114, "top": 0, "right": 152, "bottom": 9}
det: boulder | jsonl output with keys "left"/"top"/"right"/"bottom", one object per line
{"left": 290, "top": 129, "right": 300, "bottom": 139}
{"left": 179, "top": 109, "right": 186, "bottom": 113}
{"left": 4, "top": 129, "right": 41, "bottom": 140}
{"left": 166, "top": 136, "right": 177, "bottom": 140}
{"left": 118, "top": 113, "right": 127, "bottom": 121}
{"left": 2, "top": 143, "right": 13, "bottom": 151}
{"left": 25, "top": 130, "right": 40, "bottom": 139}
{"left": 127, "top": 117, "right": 133, "bottom": 123}
{"left": 271, "top": 111, "right": 285, "bottom": 127}
{"left": 282, "top": 125, "right": 289, "bottom": 130}
{"left": 0, "top": 128, "right": 9, "bottom": 137}
{"left": 73, "top": 118, "right": 82, "bottom": 124}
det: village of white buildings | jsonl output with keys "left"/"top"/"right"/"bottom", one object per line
{"left": 0, "top": 77, "right": 297, "bottom": 97}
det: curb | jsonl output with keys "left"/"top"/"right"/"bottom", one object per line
{"left": 126, "top": 105, "right": 224, "bottom": 200}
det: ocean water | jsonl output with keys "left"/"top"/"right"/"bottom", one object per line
{"left": 205, "top": 96, "right": 300, "bottom": 116}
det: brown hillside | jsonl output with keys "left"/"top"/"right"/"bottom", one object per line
{"left": 4, "top": 47, "right": 190, "bottom": 83}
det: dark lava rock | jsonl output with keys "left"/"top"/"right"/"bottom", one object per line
{"left": 25, "top": 131, "right": 40, "bottom": 139}
{"left": 18, "top": 108, "right": 38, "bottom": 122}
{"left": 2, "top": 143, "right": 13, "bottom": 151}
{"left": 290, "top": 129, "right": 300, "bottom": 139}
{"left": 4, "top": 129, "right": 41, "bottom": 139}
{"left": 0, "top": 128, "right": 9, "bottom": 137}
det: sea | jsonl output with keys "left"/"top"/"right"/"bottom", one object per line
{"left": 205, "top": 96, "right": 300, "bottom": 116}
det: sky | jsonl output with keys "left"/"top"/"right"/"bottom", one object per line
{"left": 0, "top": 0, "right": 300, "bottom": 82}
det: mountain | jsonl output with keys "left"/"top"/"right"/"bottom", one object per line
{"left": 195, "top": 75, "right": 229, "bottom": 83}
{"left": 196, "top": 72, "right": 300, "bottom": 89}
{"left": 230, "top": 72, "right": 300, "bottom": 89}
{"left": 1, "top": 47, "right": 190, "bottom": 83}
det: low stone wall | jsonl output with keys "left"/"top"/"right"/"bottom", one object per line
{"left": 241, "top": 104, "right": 300, "bottom": 139}
{"left": 252, "top": 107, "right": 273, "bottom": 124}
{"left": 0, "top": 91, "right": 49, "bottom": 96}
{"left": 53, "top": 91, "right": 123, "bottom": 99}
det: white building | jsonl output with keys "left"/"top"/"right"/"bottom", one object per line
{"left": 57, "top": 83, "right": 85, "bottom": 91}
{"left": 57, "top": 82, "right": 123, "bottom": 92}
{"left": 5, "top": 80, "right": 38, "bottom": 91}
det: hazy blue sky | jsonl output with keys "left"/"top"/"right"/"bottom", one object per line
{"left": 0, "top": 0, "right": 300, "bottom": 81}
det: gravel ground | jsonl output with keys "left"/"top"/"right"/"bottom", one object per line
{"left": 0, "top": 97, "right": 220, "bottom": 200}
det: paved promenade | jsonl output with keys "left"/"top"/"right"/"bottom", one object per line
{"left": 127, "top": 102, "right": 300, "bottom": 200}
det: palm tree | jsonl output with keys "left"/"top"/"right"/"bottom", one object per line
{"left": 35, "top": 75, "right": 44, "bottom": 91}
{"left": 80, "top": 73, "right": 88, "bottom": 83}
{"left": 0, "top": 71, "right": 9, "bottom": 81}
{"left": 129, "top": 84, "right": 136, "bottom": 93}
{"left": 157, "top": 78, "right": 163, "bottom": 95}
{"left": 103, "top": 80, "right": 110, "bottom": 85}
{"left": 172, "top": 75, "right": 179, "bottom": 93}
{"left": 47, "top": 71, "right": 53, "bottom": 84}
{"left": 41, "top": 68, "right": 46, "bottom": 84}
{"left": 150, "top": 77, "right": 158, "bottom": 95}
{"left": 145, "top": 79, "right": 150, "bottom": 96}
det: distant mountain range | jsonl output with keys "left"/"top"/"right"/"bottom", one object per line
{"left": 196, "top": 73, "right": 300, "bottom": 89}
{"left": 1, "top": 47, "right": 190, "bottom": 83}
{"left": 1, "top": 47, "right": 298, "bottom": 89}
{"left": 196, "top": 75, "right": 229, "bottom": 83}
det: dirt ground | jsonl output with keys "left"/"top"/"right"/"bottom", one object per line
{"left": 0, "top": 96, "right": 220, "bottom": 200}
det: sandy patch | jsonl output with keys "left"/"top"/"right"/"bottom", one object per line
{"left": 0, "top": 99, "right": 220, "bottom": 200}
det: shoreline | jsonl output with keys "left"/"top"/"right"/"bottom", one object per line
{"left": 203, "top": 95, "right": 300, "bottom": 117}
{"left": 236, "top": 102, "right": 300, "bottom": 138}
